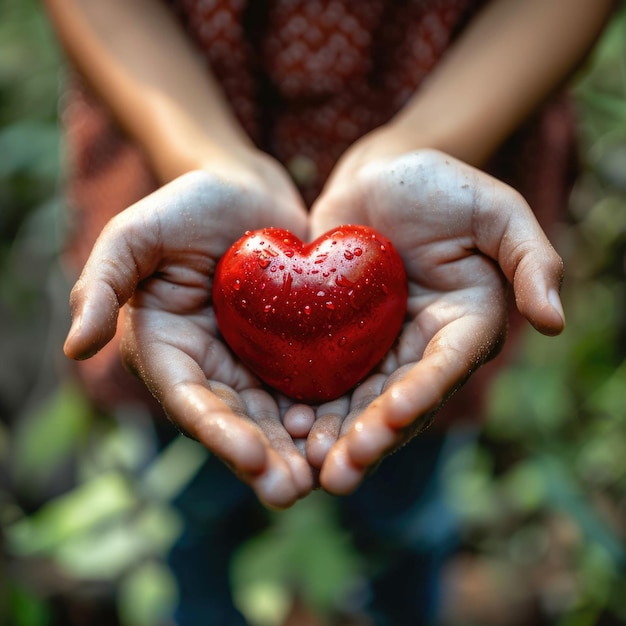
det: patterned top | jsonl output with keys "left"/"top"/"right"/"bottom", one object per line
{"left": 60, "top": 0, "right": 577, "bottom": 418}
{"left": 171, "top": 0, "right": 485, "bottom": 201}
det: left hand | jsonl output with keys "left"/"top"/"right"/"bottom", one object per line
{"left": 63, "top": 165, "right": 316, "bottom": 510}
{"left": 307, "top": 145, "right": 565, "bottom": 495}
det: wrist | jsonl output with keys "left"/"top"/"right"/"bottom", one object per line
{"left": 137, "top": 99, "right": 257, "bottom": 184}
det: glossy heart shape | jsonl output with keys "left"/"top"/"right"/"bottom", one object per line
{"left": 212, "top": 225, "right": 407, "bottom": 402}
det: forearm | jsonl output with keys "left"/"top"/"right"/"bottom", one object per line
{"left": 389, "top": 0, "right": 614, "bottom": 166}
{"left": 43, "top": 0, "right": 255, "bottom": 182}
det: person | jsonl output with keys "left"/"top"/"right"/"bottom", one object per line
{"left": 43, "top": 0, "right": 614, "bottom": 624}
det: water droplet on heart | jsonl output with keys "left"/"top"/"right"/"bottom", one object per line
{"left": 381, "top": 284, "right": 389, "bottom": 294}
{"left": 240, "top": 299, "right": 248, "bottom": 308}
{"left": 282, "top": 272, "right": 293, "bottom": 292}
{"left": 258, "top": 257, "right": 271, "bottom": 269}
{"left": 359, "top": 320, "right": 366, "bottom": 329}
{"left": 335, "top": 275, "right": 355, "bottom": 288}
{"left": 322, "top": 271, "right": 330, "bottom": 277}
{"left": 279, "top": 264, "right": 285, "bottom": 270}
{"left": 270, "top": 266, "right": 277, "bottom": 272}
{"left": 325, "top": 301, "right": 335, "bottom": 310}
{"left": 284, "top": 249, "right": 294, "bottom": 258}
{"left": 338, "top": 336, "right": 347, "bottom": 347}
{"left": 316, "top": 291, "right": 325, "bottom": 297}
{"left": 314, "top": 253, "right": 328, "bottom": 264}
{"left": 349, "top": 290, "right": 360, "bottom": 310}
{"left": 354, "top": 247, "right": 363, "bottom": 256}
{"left": 380, "top": 244, "right": 387, "bottom": 252}
{"left": 233, "top": 280, "right": 241, "bottom": 291}
{"left": 283, "top": 376, "right": 292, "bottom": 384}
{"left": 263, "top": 304, "right": 273, "bottom": 313}
{"left": 293, "top": 267, "right": 303, "bottom": 275}
{"left": 304, "top": 305, "right": 311, "bottom": 315}
{"left": 344, "top": 250, "right": 354, "bottom": 260}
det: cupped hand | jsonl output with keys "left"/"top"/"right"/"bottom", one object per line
{"left": 63, "top": 161, "right": 316, "bottom": 509}
{"left": 308, "top": 148, "right": 565, "bottom": 495}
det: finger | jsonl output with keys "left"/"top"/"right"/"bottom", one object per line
{"left": 168, "top": 381, "right": 305, "bottom": 510}
{"left": 320, "top": 310, "right": 504, "bottom": 495}
{"left": 122, "top": 322, "right": 302, "bottom": 508}
{"left": 283, "top": 404, "right": 316, "bottom": 438}
{"left": 164, "top": 380, "right": 269, "bottom": 476}
{"left": 307, "top": 374, "right": 385, "bottom": 470}
{"left": 309, "top": 190, "right": 358, "bottom": 239}
{"left": 306, "top": 396, "right": 350, "bottom": 469}
{"left": 318, "top": 364, "right": 431, "bottom": 495}
{"left": 64, "top": 170, "right": 298, "bottom": 361}
{"left": 63, "top": 218, "right": 154, "bottom": 360}
{"left": 63, "top": 183, "right": 187, "bottom": 360}
{"left": 474, "top": 182, "right": 565, "bottom": 336}
{"left": 241, "top": 389, "right": 315, "bottom": 502}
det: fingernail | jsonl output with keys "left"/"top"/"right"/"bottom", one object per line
{"left": 548, "top": 288, "right": 565, "bottom": 326}
{"left": 67, "top": 311, "right": 83, "bottom": 338}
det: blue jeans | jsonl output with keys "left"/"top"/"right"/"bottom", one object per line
{"left": 166, "top": 426, "right": 473, "bottom": 626}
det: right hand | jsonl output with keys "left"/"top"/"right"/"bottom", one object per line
{"left": 63, "top": 157, "right": 316, "bottom": 510}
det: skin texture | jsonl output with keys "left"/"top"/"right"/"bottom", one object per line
{"left": 64, "top": 152, "right": 565, "bottom": 504}
{"left": 64, "top": 169, "right": 314, "bottom": 509}
{"left": 48, "top": 0, "right": 614, "bottom": 507}
{"left": 307, "top": 149, "right": 565, "bottom": 492}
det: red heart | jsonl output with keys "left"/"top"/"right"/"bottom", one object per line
{"left": 212, "top": 225, "right": 407, "bottom": 402}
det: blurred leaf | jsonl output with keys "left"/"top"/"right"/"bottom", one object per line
{"left": 54, "top": 504, "right": 182, "bottom": 581}
{"left": 576, "top": 91, "right": 626, "bottom": 125}
{"left": 233, "top": 582, "right": 291, "bottom": 626}
{"left": 500, "top": 460, "right": 548, "bottom": 514}
{"left": 442, "top": 442, "right": 502, "bottom": 525}
{"left": 79, "top": 417, "right": 156, "bottom": 480}
{"left": 232, "top": 493, "right": 364, "bottom": 620}
{"left": 141, "top": 435, "right": 209, "bottom": 502}
{"left": 0, "top": 420, "right": 9, "bottom": 464}
{"left": 584, "top": 358, "right": 626, "bottom": 419}
{"left": 485, "top": 366, "right": 574, "bottom": 440}
{"left": 536, "top": 455, "right": 626, "bottom": 568}
{"left": 576, "top": 421, "right": 626, "bottom": 489}
{"left": 507, "top": 524, "right": 551, "bottom": 567}
{"left": 3, "top": 583, "right": 52, "bottom": 626}
{"left": 557, "top": 608, "right": 602, "bottom": 626}
{"left": 7, "top": 472, "right": 137, "bottom": 555}
{"left": 578, "top": 542, "right": 617, "bottom": 607}
{"left": 0, "top": 0, "right": 62, "bottom": 124}
{"left": 11, "top": 384, "right": 93, "bottom": 491}
{"left": 0, "top": 122, "right": 59, "bottom": 180}
{"left": 117, "top": 561, "right": 178, "bottom": 626}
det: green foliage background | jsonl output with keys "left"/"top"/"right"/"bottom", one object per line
{"left": 1, "top": 2, "right": 624, "bottom": 625}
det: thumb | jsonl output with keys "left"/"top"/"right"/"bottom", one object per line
{"left": 64, "top": 212, "right": 158, "bottom": 360}
{"left": 475, "top": 183, "right": 565, "bottom": 336}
